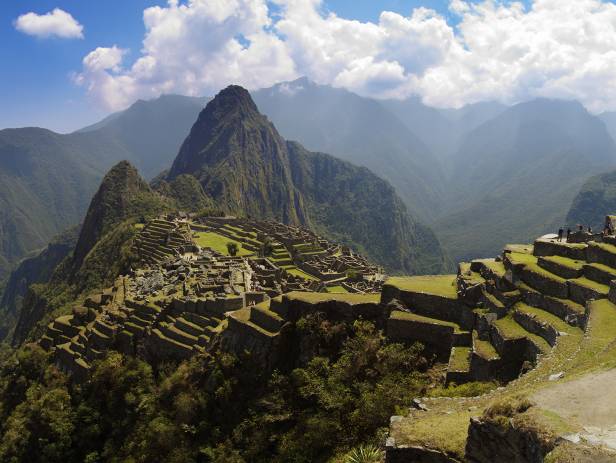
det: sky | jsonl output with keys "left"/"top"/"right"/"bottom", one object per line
{"left": 5, "top": 0, "right": 616, "bottom": 133}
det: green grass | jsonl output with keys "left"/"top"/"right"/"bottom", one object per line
{"left": 590, "top": 241, "right": 616, "bottom": 254}
{"left": 585, "top": 262, "right": 616, "bottom": 277}
{"left": 507, "top": 251, "right": 537, "bottom": 266}
{"left": 570, "top": 277, "right": 609, "bottom": 294}
{"left": 386, "top": 275, "right": 458, "bottom": 299}
{"left": 493, "top": 315, "right": 551, "bottom": 353}
{"left": 514, "top": 303, "right": 579, "bottom": 334}
{"left": 540, "top": 255, "right": 585, "bottom": 271}
{"left": 286, "top": 267, "right": 319, "bottom": 281}
{"left": 390, "top": 310, "right": 465, "bottom": 333}
{"left": 449, "top": 347, "right": 471, "bottom": 372}
{"left": 473, "top": 331, "right": 499, "bottom": 360}
{"left": 504, "top": 244, "right": 533, "bottom": 254}
{"left": 193, "top": 231, "right": 253, "bottom": 256}
{"left": 285, "top": 291, "right": 380, "bottom": 304}
{"left": 326, "top": 285, "right": 349, "bottom": 293}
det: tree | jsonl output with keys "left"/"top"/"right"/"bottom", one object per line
{"left": 227, "top": 242, "right": 239, "bottom": 256}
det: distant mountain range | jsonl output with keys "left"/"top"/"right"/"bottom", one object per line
{"left": 3, "top": 77, "right": 616, "bottom": 284}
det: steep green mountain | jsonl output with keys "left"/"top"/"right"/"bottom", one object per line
{"left": 0, "top": 226, "right": 79, "bottom": 341}
{"left": 78, "top": 94, "right": 207, "bottom": 179}
{"left": 252, "top": 78, "right": 445, "bottom": 221}
{"left": 0, "top": 96, "right": 206, "bottom": 281}
{"left": 71, "top": 161, "right": 165, "bottom": 270}
{"left": 566, "top": 169, "right": 616, "bottom": 229}
{"left": 0, "top": 127, "right": 130, "bottom": 280}
{"left": 169, "top": 85, "right": 445, "bottom": 274}
{"left": 436, "top": 99, "right": 616, "bottom": 262}
{"left": 12, "top": 161, "right": 172, "bottom": 345}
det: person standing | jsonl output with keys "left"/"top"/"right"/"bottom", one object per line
{"left": 558, "top": 228, "right": 564, "bottom": 242}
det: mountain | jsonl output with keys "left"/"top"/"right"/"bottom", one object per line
{"left": 0, "top": 96, "right": 207, "bottom": 281}
{"left": 71, "top": 161, "right": 167, "bottom": 271}
{"left": 168, "top": 85, "right": 445, "bottom": 274}
{"left": 78, "top": 94, "right": 208, "bottom": 179}
{"left": 0, "top": 226, "right": 79, "bottom": 341}
{"left": 251, "top": 78, "right": 445, "bottom": 221}
{"left": 382, "top": 98, "right": 507, "bottom": 168}
{"left": 436, "top": 98, "right": 616, "bottom": 262}
{"left": 566, "top": 169, "right": 616, "bottom": 229}
{"left": 0, "top": 127, "right": 130, "bottom": 281}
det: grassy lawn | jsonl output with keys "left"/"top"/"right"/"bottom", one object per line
{"left": 449, "top": 347, "right": 471, "bottom": 372}
{"left": 473, "top": 331, "right": 499, "bottom": 360}
{"left": 326, "top": 285, "right": 349, "bottom": 293}
{"left": 540, "top": 255, "right": 585, "bottom": 271}
{"left": 386, "top": 275, "right": 458, "bottom": 299}
{"left": 194, "top": 231, "right": 253, "bottom": 256}
{"left": 570, "top": 277, "right": 609, "bottom": 294}
{"left": 286, "top": 267, "right": 319, "bottom": 281}
{"left": 391, "top": 310, "right": 464, "bottom": 333}
{"left": 285, "top": 291, "right": 380, "bottom": 304}
{"left": 504, "top": 244, "right": 533, "bottom": 254}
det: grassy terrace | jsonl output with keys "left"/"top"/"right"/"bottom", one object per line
{"left": 504, "top": 244, "right": 534, "bottom": 254}
{"left": 570, "top": 277, "right": 609, "bottom": 294}
{"left": 326, "top": 285, "right": 349, "bottom": 293}
{"left": 506, "top": 251, "right": 537, "bottom": 266}
{"left": 585, "top": 262, "right": 616, "bottom": 277}
{"left": 390, "top": 310, "right": 465, "bottom": 333}
{"left": 194, "top": 231, "right": 253, "bottom": 256}
{"left": 285, "top": 267, "right": 319, "bottom": 281}
{"left": 473, "top": 331, "right": 499, "bottom": 360}
{"left": 449, "top": 347, "right": 471, "bottom": 371}
{"left": 386, "top": 275, "right": 458, "bottom": 299}
{"left": 540, "top": 255, "right": 585, "bottom": 271}
{"left": 284, "top": 291, "right": 380, "bottom": 304}
{"left": 493, "top": 314, "right": 551, "bottom": 352}
{"left": 514, "top": 303, "right": 578, "bottom": 333}
{"left": 590, "top": 240, "right": 616, "bottom": 255}
{"left": 392, "top": 298, "right": 616, "bottom": 459}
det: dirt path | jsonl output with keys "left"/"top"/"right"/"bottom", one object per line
{"left": 533, "top": 368, "right": 616, "bottom": 449}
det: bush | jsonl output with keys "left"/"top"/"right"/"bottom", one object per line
{"left": 344, "top": 445, "right": 382, "bottom": 463}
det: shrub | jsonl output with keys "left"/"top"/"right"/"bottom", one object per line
{"left": 344, "top": 445, "right": 382, "bottom": 463}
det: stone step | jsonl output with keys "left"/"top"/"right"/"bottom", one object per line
{"left": 491, "top": 314, "right": 551, "bottom": 356}
{"left": 183, "top": 312, "right": 217, "bottom": 328}
{"left": 537, "top": 255, "right": 585, "bottom": 280}
{"left": 151, "top": 328, "right": 194, "bottom": 358}
{"left": 518, "top": 262, "right": 568, "bottom": 299}
{"left": 512, "top": 303, "right": 561, "bottom": 347}
{"left": 124, "top": 322, "right": 145, "bottom": 335}
{"left": 175, "top": 317, "right": 206, "bottom": 337}
{"left": 533, "top": 238, "right": 587, "bottom": 260}
{"left": 249, "top": 305, "right": 284, "bottom": 333}
{"left": 446, "top": 346, "right": 471, "bottom": 385}
{"left": 160, "top": 323, "right": 198, "bottom": 346}
{"left": 583, "top": 263, "right": 616, "bottom": 286}
{"left": 587, "top": 241, "right": 616, "bottom": 268}
{"left": 480, "top": 290, "right": 506, "bottom": 317}
{"left": 568, "top": 277, "right": 609, "bottom": 305}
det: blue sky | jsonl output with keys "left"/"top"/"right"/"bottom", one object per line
{"left": 0, "top": 1, "right": 452, "bottom": 132}
{"left": 3, "top": 0, "right": 615, "bottom": 132}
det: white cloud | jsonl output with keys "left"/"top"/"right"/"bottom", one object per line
{"left": 15, "top": 8, "right": 83, "bottom": 39}
{"left": 76, "top": 0, "right": 616, "bottom": 113}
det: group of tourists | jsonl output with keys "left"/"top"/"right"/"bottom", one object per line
{"left": 556, "top": 221, "right": 614, "bottom": 243}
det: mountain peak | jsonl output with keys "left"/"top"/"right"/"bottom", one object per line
{"left": 71, "top": 160, "right": 154, "bottom": 271}
{"left": 208, "top": 85, "right": 259, "bottom": 115}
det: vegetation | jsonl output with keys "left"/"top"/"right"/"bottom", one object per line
{"left": 194, "top": 232, "right": 252, "bottom": 257}
{"left": 386, "top": 275, "right": 458, "bottom": 298}
{"left": 226, "top": 242, "right": 239, "bottom": 256}
{"left": 0, "top": 319, "right": 431, "bottom": 463}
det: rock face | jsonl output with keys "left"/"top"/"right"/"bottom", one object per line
{"left": 71, "top": 161, "right": 163, "bottom": 271}
{"left": 167, "top": 85, "right": 445, "bottom": 274}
